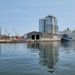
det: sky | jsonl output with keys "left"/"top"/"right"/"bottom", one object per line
{"left": 0, "top": 0, "right": 75, "bottom": 36}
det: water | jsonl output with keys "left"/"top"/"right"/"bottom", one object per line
{"left": 0, "top": 42, "right": 75, "bottom": 75}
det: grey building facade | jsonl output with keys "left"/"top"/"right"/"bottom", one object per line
{"left": 39, "top": 15, "right": 59, "bottom": 34}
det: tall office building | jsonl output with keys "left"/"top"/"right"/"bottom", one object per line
{"left": 39, "top": 15, "right": 59, "bottom": 34}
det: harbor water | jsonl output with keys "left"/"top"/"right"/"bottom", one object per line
{"left": 0, "top": 42, "right": 75, "bottom": 75}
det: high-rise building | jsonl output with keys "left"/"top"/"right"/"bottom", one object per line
{"left": 39, "top": 15, "right": 59, "bottom": 34}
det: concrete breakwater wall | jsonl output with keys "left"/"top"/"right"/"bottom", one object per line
{"left": 0, "top": 39, "right": 27, "bottom": 43}
{"left": 0, "top": 39, "right": 61, "bottom": 43}
{"left": 0, "top": 39, "right": 74, "bottom": 43}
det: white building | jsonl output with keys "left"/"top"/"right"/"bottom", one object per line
{"left": 59, "top": 28, "right": 72, "bottom": 37}
{"left": 71, "top": 30, "right": 75, "bottom": 40}
{"left": 64, "top": 28, "right": 72, "bottom": 37}
{"left": 39, "top": 15, "right": 59, "bottom": 34}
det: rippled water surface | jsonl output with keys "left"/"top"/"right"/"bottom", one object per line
{"left": 0, "top": 42, "right": 75, "bottom": 75}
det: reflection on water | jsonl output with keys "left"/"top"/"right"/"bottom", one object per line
{"left": 27, "top": 42, "right": 39, "bottom": 49}
{"left": 0, "top": 42, "right": 75, "bottom": 75}
{"left": 39, "top": 42, "right": 60, "bottom": 73}
{"left": 27, "top": 42, "right": 60, "bottom": 73}
{"left": 61, "top": 41, "right": 72, "bottom": 48}
{"left": 61, "top": 42, "right": 75, "bottom": 54}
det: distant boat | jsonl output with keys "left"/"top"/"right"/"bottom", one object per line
{"left": 61, "top": 34, "right": 72, "bottom": 42}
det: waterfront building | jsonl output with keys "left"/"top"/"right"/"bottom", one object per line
{"left": 59, "top": 28, "right": 72, "bottom": 38}
{"left": 71, "top": 30, "right": 75, "bottom": 40}
{"left": 64, "top": 28, "right": 72, "bottom": 37}
{"left": 39, "top": 15, "right": 59, "bottom": 34}
{"left": 27, "top": 31, "right": 61, "bottom": 41}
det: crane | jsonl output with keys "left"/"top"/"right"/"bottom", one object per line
{"left": 5, "top": 29, "right": 10, "bottom": 36}
{"left": 12, "top": 29, "right": 19, "bottom": 36}
{"left": 12, "top": 29, "right": 20, "bottom": 39}
{"left": 5, "top": 29, "right": 10, "bottom": 39}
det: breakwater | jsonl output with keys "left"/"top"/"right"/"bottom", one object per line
{"left": 0, "top": 39, "right": 27, "bottom": 43}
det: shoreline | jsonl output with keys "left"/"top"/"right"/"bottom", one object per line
{"left": 0, "top": 39, "right": 74, "bottom": 43}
